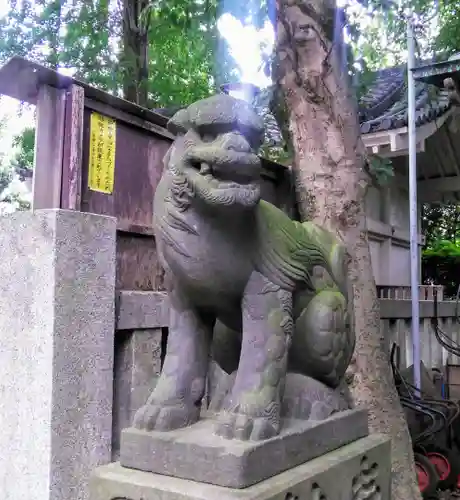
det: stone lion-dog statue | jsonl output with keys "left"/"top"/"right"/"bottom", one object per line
{"left": 133, "top": 93, "right": 355, "bottom": 441}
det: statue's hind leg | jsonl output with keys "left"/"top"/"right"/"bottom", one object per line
{"left": 133, "top": 287, "right": 214, "bottom": 431}
{"left": 214, "top": 271, "right": 292, "bottom": 441}
{"left": 289, "top": 289, "right": 353, "bottom": 388}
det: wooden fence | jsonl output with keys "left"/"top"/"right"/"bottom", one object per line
{"left": 378, "top": 285, "right": 445, "bottom": 301}
{"left": 380, "top": 297, "right": 460, "bottom": 369}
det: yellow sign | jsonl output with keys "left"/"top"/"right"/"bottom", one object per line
{"left": 88, "top": 112, "right": 116, "bottom": 194}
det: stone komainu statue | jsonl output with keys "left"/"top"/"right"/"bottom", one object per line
{"left": 133, "top": 94, "right": 355, "bottom": 441}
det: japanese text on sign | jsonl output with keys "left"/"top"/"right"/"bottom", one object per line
{"left": 88, "top": 112, "right": 116, "bottom": 194}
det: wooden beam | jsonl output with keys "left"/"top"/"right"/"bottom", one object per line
{"left": 365, "top": 218, "right": 425, "bottom": 245}
{"left": 61, "top": 85, "right": 85, "bottom": 210}
{"left": 396, "top": 171, "right": 460, "bottom": 201}
{"left": 417, "top": 148, "right": 434, "bottom": 181}
{"left": 418, "top": 176, "right": 460, "bottom": 194}
{"left": 116, "top": 291, "right": 169, "bottom": 330}
{"left": 85, "top": 97, "right": 174, "bottom": 140}
{"left": 426, "top": 137, "right": 448, "bottom": 179}
{"left": 375, "top": 141, "right": 425, "bottom": 158}
{"left": 442, "top": 126, "right": 460, "bottom": 176}
{"left": 363, "top": 109, "right": 453, "bottom": 156}
{"left": 32, "top": 84, "right": 66, "bottom": 210}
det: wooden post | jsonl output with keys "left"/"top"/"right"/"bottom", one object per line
{"left": 61, "top": 84, "right": 84, "bottom": 210}
{"left": 32, "top": 85, "right": 66, "bottom": 210}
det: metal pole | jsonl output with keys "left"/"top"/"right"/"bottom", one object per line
{"left": 407, "top": 15, "right": 421, "bottom": 393}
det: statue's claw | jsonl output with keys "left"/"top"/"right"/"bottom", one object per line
{"left": 214, "top": 409, "right": 280, "bottom": 441}
{"left": 133, "top": 402, "right": 200, "bottom": 432}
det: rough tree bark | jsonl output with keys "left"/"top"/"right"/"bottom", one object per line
{"left": 121, "top": 0, "right": 150, "bottom": 106}
{"left": 274, "top": 1, "right": 420, "bottom": 498}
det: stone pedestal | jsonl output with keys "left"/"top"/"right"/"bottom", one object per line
{"left": 120, "top": 409, "right": 369, "bottom": 489}
{"left": 0, "top": 209, "right": 117, "bottom": 500}
{"left": 90, "top": 434, "right": 391, "bottom": 500}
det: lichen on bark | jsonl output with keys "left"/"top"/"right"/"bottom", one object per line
{"left": 273, "top": 0, "right": 421, "bottom": 498}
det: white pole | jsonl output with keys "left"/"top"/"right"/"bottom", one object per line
{"left": 407, "top": 15, "right": 421, "bottom": 393}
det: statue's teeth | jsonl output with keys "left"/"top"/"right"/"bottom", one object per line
{"left": 200, "top": 163, "right": 212, "bottom": 175}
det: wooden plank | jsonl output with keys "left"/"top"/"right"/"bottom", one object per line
{"left": 85, "top": 97, "right": 174, "bottom": 141}
{"left": 32, "top": 84, "right": 66, "bottom": 210}
{"left": 61, "top": 84, "right": 85, "bottom": 210}
{"left": 116, "top": 291, "right": 169, "bottom": 330}
{"left": 116, "top": 233, "right": 164, "bottom": 291}
{"left": 78, "top": 110, "right": 170, "bottom": 291}
{"left": 81, "top": 116, "right": 170, "bottom": 230}
{"left": 117, "top": 221, "right": 155, "bottom": 237}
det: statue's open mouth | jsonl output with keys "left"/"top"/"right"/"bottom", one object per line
{"left": 182, "top": 146, "right": 262, "bottom": 208}
{"left": 184, "top": 147, "right": 261, "bottom": 186}
{"left": 188, "top": 161, "right": 257, "bottom": 190}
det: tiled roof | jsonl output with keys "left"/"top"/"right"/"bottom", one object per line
{"left": 358, "top": 65, "right": 451, "bottom": 134}
{"left": 153, "top": 64, "right": 452, "bottom": 150}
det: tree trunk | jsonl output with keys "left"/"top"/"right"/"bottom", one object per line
{"left": 46, "top": 0, "right": 62, "bottom": 70}
{"left": 122, "top": 0, "right": 149, "bottom": 106}
{"left": 274, "top": 1, "right": 420, "bottom": 499}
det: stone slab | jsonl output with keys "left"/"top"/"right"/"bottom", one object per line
{"left": 91, "top": 434, "right": 391, "bottom": 500}
{"left": 120, "top": 408, "right": 369, "bottom": 489}
{"left": 112, "top": 329, "right": 162, "bottom": 460}
{"left": 0, "top": 209, "right": 116, "bottom": 500}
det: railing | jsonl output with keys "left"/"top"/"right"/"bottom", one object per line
{"left": 377, "top": 285, "right": 444, "bottom": 301}
{"left": 380, "top": 296, "right": 460, "bottom": 370}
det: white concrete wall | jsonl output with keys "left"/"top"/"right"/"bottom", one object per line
{"left": 365, "top": 179, "right": 423, "bottom": 287}
{"left": 388, "top": 245, "right": 411, "bottom": 285}
{"left": 368, "top": 239, "right": 382, "bottom": 285}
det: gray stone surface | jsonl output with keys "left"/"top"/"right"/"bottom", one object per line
{"left": 120, "top": 409, "right": 368, "bottom": 489}
{"left": 0, "top": 209, "right": 116, "bottom": 500}
{"left": 112, "top": 329, "right": 162, "bottom": 459}
{"left": 209, "top": 371, "right": 351, "bottom": 421}
{"left": 91, "top": 434, "right": 391, "bottom": 500}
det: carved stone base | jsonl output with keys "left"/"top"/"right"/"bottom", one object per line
{"left": 90, "top": 434, "right": 391, "bottom": 500}
{"left": 119, "top": 409, "right": 369, "bottom": 489}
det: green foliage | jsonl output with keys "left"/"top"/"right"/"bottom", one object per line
{"left": 141, "top": 0, "right": 235, "bottom": 107}
{"left": 0, "top": 118, "right": 12, "bottom": 195}
{"left": 367, "top": 155, "right": 394, "bottom": 186}
{"left": 423, "top": 239, "right": 460, "bottom": 257}
{"left": 436, "top": 0, "right": 460, "bottom": 57}
{"left": 422, "top": 203, "right": 460, "bottom": 298}
{"left": 61, "top": 0, "right": 120, "bottom": 91}
{"left": 0, "top": 0, "right": 239, "bottom": 105}
{"left": 422, "top": 239, "right": 460, "bottom": 298}
{"left": 11, "top": 126, "right": 35, "bottom": 178}
{"left": 0, "top": 125, "right": 33, "bottom": 213}
{"left": 345, "top": 0, "right": 440, "bottom": 73}
{"left": 422, "top": 203, "right": 460, "bottom": 248}
{"left": 0, "top": 161, "right": 12, "bottom": 195}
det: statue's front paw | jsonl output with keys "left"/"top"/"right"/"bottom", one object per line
{"left": 133, "top": 402, "right": 200, "bottom": 432}
{"left": 214, "top": 407, "right": 280, "bottom": 441}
